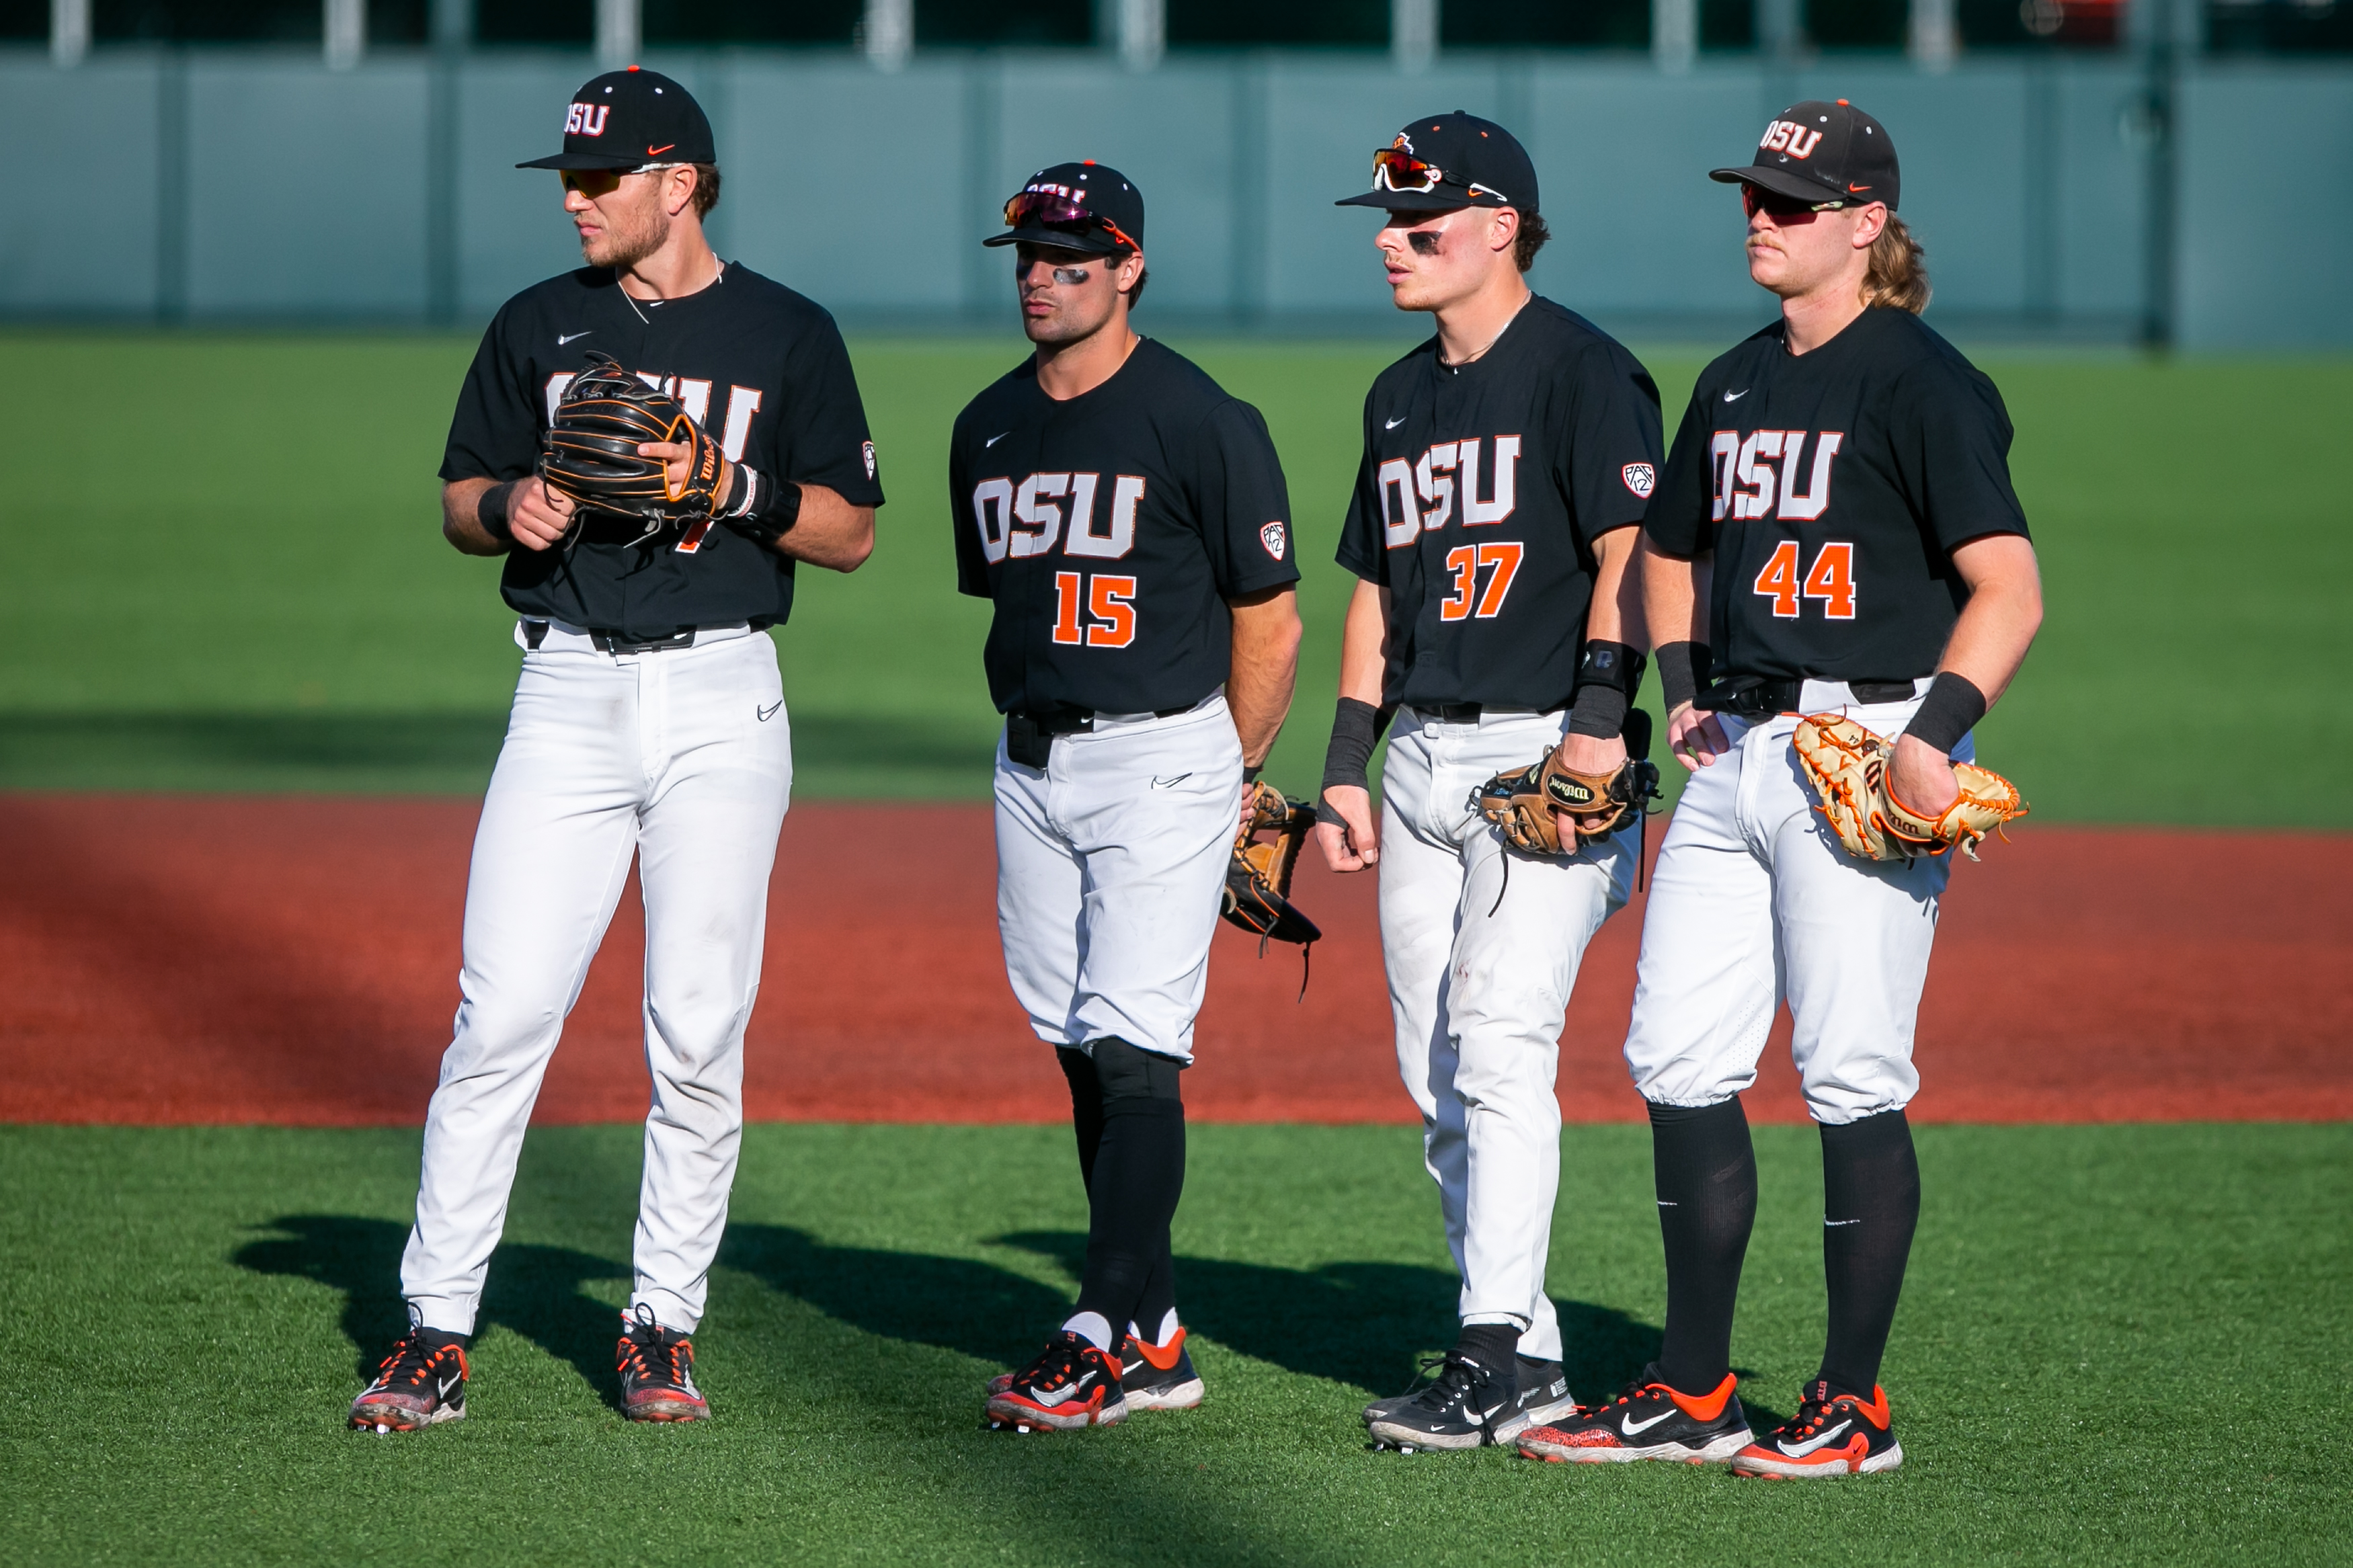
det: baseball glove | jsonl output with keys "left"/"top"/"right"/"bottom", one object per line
{"left": 1474, "top": 747, "right": 1663, "bottom": 858}
{"left": 1222, "top": 780, "right": 1321, "bottom": 948}
{"left": 1793, "top": 713, "right": 2029, "bottom": 863}
{"left": 540, "top": 351, "right": 725, "bottom": 530}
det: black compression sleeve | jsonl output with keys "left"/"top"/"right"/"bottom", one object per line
{"left": 476, "top": 480, "right": 519, "bottom": 544}
{"left": 1656, "top": 641, "right": 1712, "bottom": 712}
{"left": 1567, "top": 639, "right": 1644, "bottom": 739}
{"left": 1320, "top": 698, "right": 1386, "bottom": 794}
{"left": 1901, "top": 671, "right": 1987, "bottom": 754}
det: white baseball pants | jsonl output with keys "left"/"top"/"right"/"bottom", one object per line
{"left": 1624, "top": 681, "right": 1959, "bottom": 1126}
{"left": 401, "top": 620, "right": 792, "bottom": 1336}
{"left": 994, "top": 695, "right": 1244, "bottom": 1065}
{"left": 1378, "top": 707, "right": 1636, "bottom": 1362}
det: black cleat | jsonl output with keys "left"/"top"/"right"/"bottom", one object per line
{"left": 616, "top": 1303, "right": 710, "bottom": 1422}
{"left": 1120, "top": 1327, "right": 1205, "bottom": 1411}
{"left": 985, "top": 1331, "right": 1128, "bottom": 1432}
{"left": 1363, "top": 1353, "right": 1572, "bottom": 1431}
{"left": 349, "top": 1319, "right": 469, "bottom": 1432}
{"left": 1516, "top": 1364, "right": 1752, "bottom": 1464}
{"left": 1731, "top": 1381, "right": 1903, "bottom": 1477}
{"left": 1365, "top": 1350, "right": 1521, "bottom": 1450}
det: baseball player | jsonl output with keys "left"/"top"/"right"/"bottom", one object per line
{"left": 951, "top": 163, "right": 1303, "bottom": 1431}
{"left": 1516, "top": 101, "right": 2043, "bottom": 1475}
{"left": 1314, "top": 114, "right": 1666, "bottom": 1450}
{"left": 348, "top": 67, "right": 883, "bottom": 1430}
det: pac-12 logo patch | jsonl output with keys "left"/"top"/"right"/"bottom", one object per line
{"left": 1259, "top": 520, "right": 1289, "bottom": 561}
{"left": 1622, "top": 462, "right": 1657, "bottom": 499}
{"left": 862, "top": 440, "right": 877, "bottom": 481}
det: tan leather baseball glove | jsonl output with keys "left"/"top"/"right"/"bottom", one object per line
{"left": 1792, "top": 713, "right": 2028, "bottom": 863}
{"left": 1222, "top": 780, "right": 1320, "bottom": 946}
{"left": 1474, "top": 751, "right": 1661, "bottom": 858}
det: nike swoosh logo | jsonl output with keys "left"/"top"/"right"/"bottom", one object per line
{"left": 1722, "top": 388, "right": 1748, "bottom": 401}
{"left": 1778, "top": 1417, "right": 1853, "bottom": 1456}
{"left": 1151, "top": 774, "right": 1191, "bottom": 788}
{"left": 1031, "top": 1370, "right": 1096, "bottom": 1407}
{"left": 985, "top": 431, "right": 1010, "bottom": 448}
{"left": 1622, "top": 1409, "right": 1675, "bottom": 1436}
{"left": 559, "top": 331, "right": 593, "bottom": 345}
{"left": 1384, "top": 415, "right": 1407, "bottom": 429}
{"left": 437, "top": 1374, "right": 461, "bottom": 1399}
{"left": 757, "top": 700, "right": 783, "bottom": 722}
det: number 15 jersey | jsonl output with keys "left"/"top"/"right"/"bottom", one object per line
{"left": 1336, "top": 297, "right": 1663, "bottom": 713}
{"left": 1643, "top": 306, "right": 2031, "bottom": 684}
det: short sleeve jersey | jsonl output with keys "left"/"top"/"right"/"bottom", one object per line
{"left": 1334, "top": 298, "right": 1663, "bottom": 712}
{"left": 1644, "top": 308, "right": 2030, "bottom": 684}
{"left": 949, "top": 339, "right": 1300, "bottom": 716}
{"left": 440, "top": 262, "right": 885, "bottom": 642}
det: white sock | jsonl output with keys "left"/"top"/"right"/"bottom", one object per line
{"left": 1061, "top": 1311, "right": 1115, "bottom": 1352}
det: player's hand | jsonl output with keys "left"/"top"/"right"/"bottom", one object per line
{"left": 639, "top": 440, "right": 731, "bottom": 509}
{"left": 1551, "top": 731, "right": 1628, "bottom": 843}
{"left": 1889, "top": 733, "right": 1962, "bottom": 818}
{"left": 507, "top": 477, "right": 576, "bottom": 552}
{"left": 1667, "top": 701, "right": 1730, "bottom": 771}
{"left": 1317, "top": 784, "right": 1379, "bottom": 872}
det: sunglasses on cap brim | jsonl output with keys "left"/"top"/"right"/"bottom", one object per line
{"left": 1741, "top": 183, "right": 1849, "bottom": 216}
{"left": 1369, "top": 147, "right": 1511, "bottom": 205}
{"left": 1001, "top": 191, "right": 1141, "bottom": 253}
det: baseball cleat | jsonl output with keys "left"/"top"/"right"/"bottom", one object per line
{"left": 1731, "top": 1381, "right": 1903, "bottom": 1477}
{"left": 985, "top": 1327, "right": 1205, "bottom": 1411}
{"left": 1363, "top": 1354, "right": 1572, "bottom": 1430}
{"left": 1515, "top": 1365, "right": 1752, "bottom": 1464}
{"left": 1365, "top": 1350, "right": 1521, "bottom": 1451}
{"left": 616, "top": 1303, "right": 710, "bottom": 1422}
{"left": 349, "top": 1321, "right": 469, "bottom": 1432}
{"left": 985, "top": 1331, "right": 1128, "bottom": 1432}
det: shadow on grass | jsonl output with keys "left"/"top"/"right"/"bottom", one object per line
{"left": 0, "top": 710, "right": 996, "bottom": 794}
{"left": 233, "top": 1214, "right": 629, "bottom": 1409}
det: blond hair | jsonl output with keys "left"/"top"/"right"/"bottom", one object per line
{"left": 1862, "top": 211, "right": 1929, "bottom": 313}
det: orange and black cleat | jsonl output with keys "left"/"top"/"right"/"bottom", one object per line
{"left": 1731, "top": 1381, "right": 1903, "bottom": 1477}
{"left": 1119, "top": 1325, "right": 1205, "bottom": 1411}
{"left": 350, "top": 1317, "right": 470, "bottom": 1432}
{"left": 986, "top": 1331, "right": 1129, "bottom": 1432}
{"left": 616, "top": 1303, "right": 710, "bottom": 1422}
{"left": 1515, "top": 1364, "right": 1752, "bottom": 1464}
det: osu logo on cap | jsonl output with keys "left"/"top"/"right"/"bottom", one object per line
{"left": 1759, "top": 119, "right": 1825, "bottom": 159}
{"left": 565, "top": 102, "right": 610, "bottom": 137}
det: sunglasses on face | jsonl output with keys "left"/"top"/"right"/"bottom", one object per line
{"left": 1001, "top": 191, "right": 1141, "bottom": 254}
{"left": 1743, "top": 184, "right": 1847, "bottom": 219}
{"left": 559, "top": 165, "right": 683, "bottom": 200}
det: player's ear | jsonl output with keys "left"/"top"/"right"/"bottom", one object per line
{"left": 1851, "top": 202, "right": 1888, "bottom": 249}
{"left": 665, "top": 165, "right": 698, "bottom": 220}
{"left": 1490, "top": 207, "right": 1519, "bottom": 258}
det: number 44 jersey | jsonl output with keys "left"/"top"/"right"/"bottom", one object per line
{"left": 1644, "top": 307, "right": 2032, "bottom": 686}
{"left": 951, "top": 339, "right": 1300, "bottom": 716}
{"left": 1337, "top": 297, "right": 1665, "bottom": 713}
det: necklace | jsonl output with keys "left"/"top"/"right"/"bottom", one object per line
{"left": 1442, "top": 292, "right": 1533, "bottom": 371}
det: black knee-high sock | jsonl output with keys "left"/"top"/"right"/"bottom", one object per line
{"left": 1058, "top": 1045, "right": 1180, "bottom": 1344}
{"left": 1817, "top": 1109, "right": 1920, "bottom": 1397}
{"left": 1070, "top": 1039, "right": 1186, "bottom": 1341}
{"left": 1649, "top": 1098, "right": 1758, "bottom": 1395}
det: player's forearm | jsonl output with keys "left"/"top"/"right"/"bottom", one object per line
{"left": 1335, "top": 579, "right": 1389, "bottom": 706}
{"left": 1638, "top": 533, "right": 1704, "bottom": 653}
{"left": 1938, "top": 534, "right": 2043, "bottom": 707}
{"left": 774, "top": 485, "right": 875, "bottom": 573}
{"left": 442, "top": 478, "right": 507, "bottom": 556}
{"left": 1228, "top": 589, "right": 1302, "bottom": 770}
{"left": 1585, "top": 526, "right": 1646, "bottom": 648}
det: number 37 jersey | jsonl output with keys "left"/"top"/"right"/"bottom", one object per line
{"left": 1643, "top": 308, "right": 2032, "bottom": 685}
{"left": 951, "top": 339, "right": 1300, "bottom": 716}
{"left": 1336, "top": 298, "right": 1664, "bottom": 713}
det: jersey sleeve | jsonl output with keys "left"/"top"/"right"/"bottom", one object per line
{"left": 1888, "top": 358, "right": 2031, "bottom": 552}
{"left": 1193, "top": 398, "right": 1302, "bottom": 598}
{"left": 438, "top": 305, "right": 541, "bottom": 483}
{"left": 1642, "top": 383, "right": 1720, "bottom": 559}
{"left": 770, "top": 313, "right": 885, "bottom": 509}
{"left": 1558, "top": 344, "right": 1664, "bottom": 548}
{"left": 1333, "top": 386, "right": 1388, "bottom": 585}
{"left": 948, "top": 415, "right": 989, "bottom": 600}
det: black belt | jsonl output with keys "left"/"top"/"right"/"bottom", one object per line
{"left": 1004, "top": 702, "right": 1198, "bottom": 770}
{"left": 1695, "top": 677, "right": 1920, "bottom": 717}
{"left": 519, "top": 620, "right": 704, "bottom": 655}
{"left": 1421, "top": 702, "right": 1486, "bottom": 725}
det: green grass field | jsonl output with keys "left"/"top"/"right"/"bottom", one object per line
{"left": 3, "top": 1122, "right": 2346, "bottom": 1565}
{"left": 3, "top": 333, "right": 2349, "bottom": 819}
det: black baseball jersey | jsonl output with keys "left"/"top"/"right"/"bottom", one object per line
{"left": 440, "top": 262, "right": 885, "bottom": 642}
{"left": 1644, "top": 307, "right": 2030, "bottom": 684}
{"left": 949, "top": 339, "right": 1300, "bottom": 715}
{"left": 1334, "top": 297, "right": 1663, "bottom": 712}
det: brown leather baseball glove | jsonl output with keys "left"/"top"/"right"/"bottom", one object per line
{"left": 1222, "top": 780, "right": 1321, "bottom": 947}
{"left": 1793, "top": 713, "right": 2028, "bottom": 862}
{"left": 539, "top": 351, "right": 725, "bottom": 532}
{"left": 1474, "top": 749, "right": 1663, "bottom": 857}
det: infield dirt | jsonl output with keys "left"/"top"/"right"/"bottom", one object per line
{"left": 3, "top": 795, "right": 2344, "bottom": 1126}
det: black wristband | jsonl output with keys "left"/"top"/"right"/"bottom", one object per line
{"left": 1243, "top": 764, "right": 1263, "bottom": 785}
{"left": 1566, "top": 683, "right": 1630, "bottom": 739}
{"left": 1901, "top": 671, "right": 1987, "bottom": 755}
{"left": 722, "top": 472, "right": 803, "bottom": 548}
{"left": 477, "top": 480, "right": 518, "bottom": 544}
{"left": 1656, "top": 641, "right": 1712, "bottom": 713}
{"left": 1321, "top": 697, "right": 1387, "bottom": 795}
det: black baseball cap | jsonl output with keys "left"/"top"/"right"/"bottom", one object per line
{"left": 517, "top": 67, "right": 715, "bottom": 173}
{"left": 1334, "top": 111, "right": 1540, "bottom": 214}
{"left": 1711, "top": 99, "right": 1900, "bottom": 212}
{"left": 984, "top": 163, "right": 1145, "bottom": 256}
